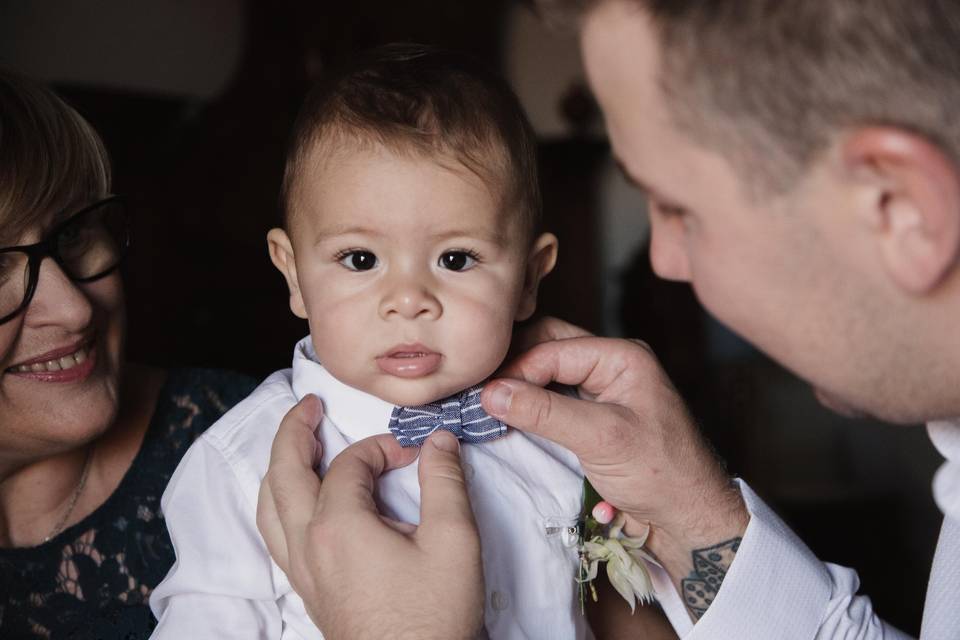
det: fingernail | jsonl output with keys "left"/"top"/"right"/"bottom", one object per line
{"left": 430, "top": 430, "right": 460, "bottom": 453}
{"left": 301, "top": 395, "right": 322, "bottom": 428}
{"left": 592, "top": 501, "right": 616, "bottom": 525}
{"left": 485, "top": 382, "right": 513, "bottom": 417}
{"left": 302, "top": 394, "right": 318, "bottom": 417}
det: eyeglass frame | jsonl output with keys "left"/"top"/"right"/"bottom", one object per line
{"left": 0, "top": 195, "right": 130, "bottom": 325}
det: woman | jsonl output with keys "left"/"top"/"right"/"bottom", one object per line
{"left": 0, "top": 70, "right": 256, "bottom": 638}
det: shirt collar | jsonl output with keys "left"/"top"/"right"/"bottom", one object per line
{"left": 290, "top": 336, "right": 396, "bottom": 443}
{"left": 928, "top": 418, "right": 960, "bottom": 520}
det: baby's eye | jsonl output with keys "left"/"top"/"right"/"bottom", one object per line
{"left": 338, "top": 250, "right": 378, "bottom": 271}
{"left": 438, "top": 251, "right": 477, "bottom": 272}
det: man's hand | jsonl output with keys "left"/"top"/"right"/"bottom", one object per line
{"left": 258, "top": 396, "right": 485, "bottom": 639}
{"left": 482, "top": 319, "right": 749, "bottom": 602}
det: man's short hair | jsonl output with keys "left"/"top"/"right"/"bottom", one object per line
{"left": 281, "top": 43, "right": 541, "bottom": 236}
{"left": 0, "top": 69, "right": 111, "bottom": 243}
{"left": 542, "top": 0, "right": 960, "bottom": 195}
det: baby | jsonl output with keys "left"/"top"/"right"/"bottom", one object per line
{"left": 150, "top": 44, "right": 587, "bottom": 639}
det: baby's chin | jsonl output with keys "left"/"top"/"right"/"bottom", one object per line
{"left": 374, "top": 377, "right": 487, "bottom": 407}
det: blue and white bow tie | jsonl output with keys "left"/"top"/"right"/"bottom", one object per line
{"left": 388, "top": 385, "right": 508, "bottom": 448}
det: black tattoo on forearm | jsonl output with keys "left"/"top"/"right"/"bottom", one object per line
{"left": 681, "top": 537, "right": 742, "bottom": 620}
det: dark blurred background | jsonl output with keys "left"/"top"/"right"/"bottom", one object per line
{"left": 1, "top": 1, "right": 942, "bottom": 634}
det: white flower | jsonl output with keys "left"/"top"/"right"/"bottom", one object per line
{"left": 577, "top": 514, "right": 659, "bottom": 612}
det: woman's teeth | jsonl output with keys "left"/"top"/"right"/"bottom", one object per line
{"left": 13, "top": 345, "right": 89, "bottom": 373}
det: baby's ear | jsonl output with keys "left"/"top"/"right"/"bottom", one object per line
{"left": 516, "top": 232, "right": 559, "bottom": 321}
{"left": 267, "top": 228, "right": 308, "bottom": 319}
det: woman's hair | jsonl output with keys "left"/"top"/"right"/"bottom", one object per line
{"left": 0, "top": 69, "right": 111, "bottom": 243}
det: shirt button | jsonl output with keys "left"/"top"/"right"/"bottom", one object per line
{"left": 462, "top": 461, "right": 475, "bottom": 480}
{"left": 491, "top": 590, "right": 510, "bottom": 611}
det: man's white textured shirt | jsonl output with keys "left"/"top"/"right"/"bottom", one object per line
{"left": 149, "top": 337, "right": 588, "bottom": 639}
{"left": 650, "top": 419, "right": 960, "bottom": 639}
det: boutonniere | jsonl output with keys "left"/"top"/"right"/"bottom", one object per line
{"left": 577, "top": 480, "right": 658, "bottom": 614}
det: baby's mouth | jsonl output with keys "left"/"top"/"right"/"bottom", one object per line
{"left": 376, "top": 344, "right": 442, "bottom": 378}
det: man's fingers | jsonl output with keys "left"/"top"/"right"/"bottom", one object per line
{"left": 416, "top": 432, "right": 478, "bottom": 539}
{"left": 380, "top": 515, "right": 418, "bottom": 535}
{"left": 496, "top": 337, "right": 609, "bottom": 388}
{"left": 495, "top": 336, "right": 662, "bottom": 403}
{"left": 481, "top": 377, "right": 633, "bottom": 458}
{"left": 270, "top": 394, "right": 324, "bottom": 469}
{"left": 321, "top": 434, "right": 419, "bottom": 520}
{"left": 512, "top": 317, "right": 593, "bottom": 353}
{"left": 256, "top": 478, "right": 289, "bottom": 571}
{"left": 261, "top": 395, "right": 326, "bottom": 561}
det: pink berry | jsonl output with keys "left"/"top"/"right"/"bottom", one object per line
{"left": 592, "top": 501, "right": 616, "bottom": 525}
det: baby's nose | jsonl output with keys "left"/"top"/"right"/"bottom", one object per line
{"left": 378, "top": 281, "right": 442, "bottom": 320}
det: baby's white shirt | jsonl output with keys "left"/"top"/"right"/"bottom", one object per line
{"left": 149, "top": 336, "right": 589, "bottom": 639}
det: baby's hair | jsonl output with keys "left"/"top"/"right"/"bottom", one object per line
{"left": 280, "top": 43, "right": 541, "bottom": 239}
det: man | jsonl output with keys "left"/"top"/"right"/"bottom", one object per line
{"left": 258, "top": 1, "right": 960, "bottom": 638}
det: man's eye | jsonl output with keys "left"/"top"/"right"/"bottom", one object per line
{"left": 338, "top": 251, "right": 378, "bottom": 271}
{"left": 438, "top": 251, "right": 477, "bottom": 272}
{"left": 652, "top": 200, "right": 687, "bottom": 218}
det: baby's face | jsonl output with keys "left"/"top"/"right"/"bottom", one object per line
{"left": 271, "top": 144, "right": 556, "bottom": 406}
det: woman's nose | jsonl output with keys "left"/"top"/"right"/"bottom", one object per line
{"left": 23, "top": 258, "right": 94, "bottom": 331}
{"left": 378, "top": 273, "right": 442, "bottom": 321}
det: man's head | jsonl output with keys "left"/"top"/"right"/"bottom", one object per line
{"left": 268, "top": 44, "right": 558, "bottom": 406}
{"left": 567, "top": 0, "right": 960, "bottom": 423}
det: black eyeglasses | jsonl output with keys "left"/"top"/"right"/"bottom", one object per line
{"left": 0, "top": 196, "right": 130, "bottom": 325}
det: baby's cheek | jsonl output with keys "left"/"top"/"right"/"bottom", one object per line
{"left": 460, "top": 308, "right": 515, "bottom": 369}
{"left": 307, "top": 314, "right": 351, "bottom": 366}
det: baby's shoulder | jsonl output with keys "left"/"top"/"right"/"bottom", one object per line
{"left": 197, "top": 368, "right": 298, "bottom": 470}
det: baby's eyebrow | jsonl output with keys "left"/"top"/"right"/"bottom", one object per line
{"left": 311, "top": 224, "right": 508, "bottom": 246}
{"left": 312, "top": 225, "right": 383, "bottom": 244}
{"left": 429, "top": 227, "right": 506, "bottom": 245}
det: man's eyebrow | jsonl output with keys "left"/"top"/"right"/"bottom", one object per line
{"left": 614, "top": 157, "right": 649, "bottom": 193}
{"left": 614, "top": 157, "right": 689, "bottom": 210}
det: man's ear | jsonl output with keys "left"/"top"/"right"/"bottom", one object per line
{"left": 516, "top": 232, "right": 559, "bottom": 321}
{"left": 843, "top": 127, "right": 960, "bottom": 294}
{"left": 267, "top": 228, "right": 308, "bottom": 319}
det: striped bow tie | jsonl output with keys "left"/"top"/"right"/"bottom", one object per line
{"left": 388, "top": 385, "right": 508, "bottom": 448}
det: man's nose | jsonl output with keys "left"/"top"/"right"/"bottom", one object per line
{"left": 23, "top": 258, "right": 95, "bottom": 331}
{"left": 648, "top": 219, "right": 692, "bottom": 283}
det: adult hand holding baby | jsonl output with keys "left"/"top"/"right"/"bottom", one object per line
{"left": 257, "top": 395, "right": 485, "bottom": 639}
{"left": 482, "top": 318, "right": 750, "bottom": 601}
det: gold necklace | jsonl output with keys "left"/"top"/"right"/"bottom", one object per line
{"left": 43, "top": 445, "right": 94, "bottom": 543}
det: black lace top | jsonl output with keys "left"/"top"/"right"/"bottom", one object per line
{"left": 0, "top": 368, "right": 258, "bottom": 640}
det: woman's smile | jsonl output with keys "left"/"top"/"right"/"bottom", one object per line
{"left": 6, "top": 339, "right": 97, "bottom": 382}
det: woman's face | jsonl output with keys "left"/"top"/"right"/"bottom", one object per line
{"left": 0, "top": 217, "right": 126, "bottom": 464}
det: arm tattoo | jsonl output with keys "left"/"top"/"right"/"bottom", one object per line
{"left": 681, "top": 537, "right": 742, "bottom": 620}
